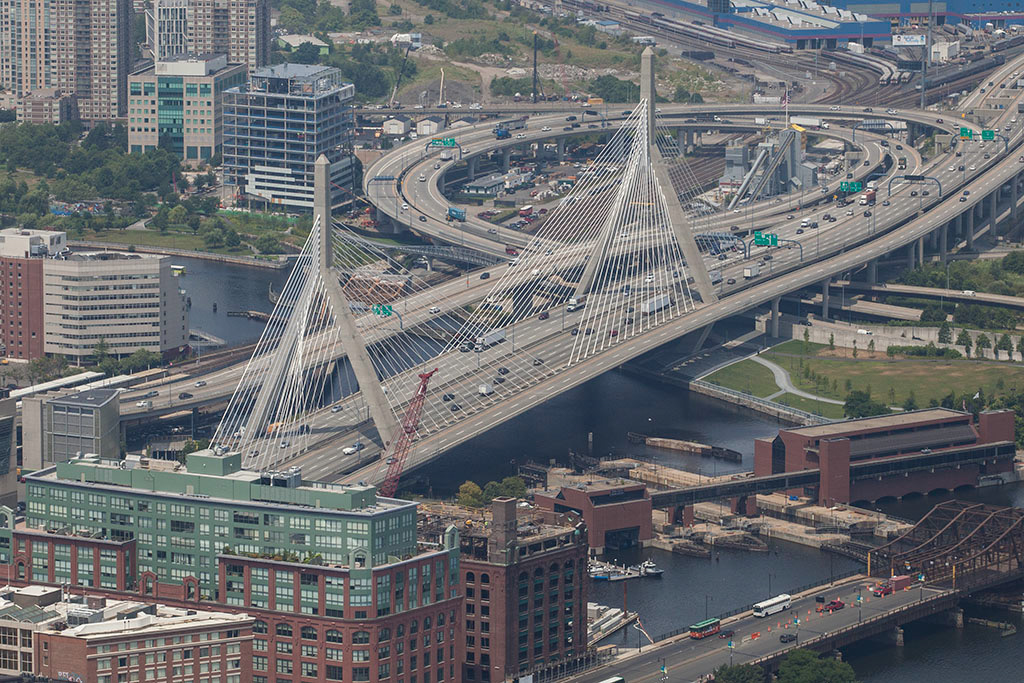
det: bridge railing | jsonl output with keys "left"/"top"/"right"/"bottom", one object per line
{"left": 691, "top": 379, "right": 833, "bottom": 425}
{"left": 651, "top": 569, "right": 863, "bottom": 642}
{"left": 745, "top": 588, "right": 958, "bottom": 668}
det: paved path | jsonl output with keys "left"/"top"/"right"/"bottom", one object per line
{"left": 751, "top": 354, "right": 845, "bottom": 404}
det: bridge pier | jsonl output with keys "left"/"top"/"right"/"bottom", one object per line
{"left": 501, "top": 147, "right": 511, "bottom": 172}
{"left": 821, "top": 279, "right": 831, "bottom": 320}
{"left": 893, "top": 626, "right": 904, "bottom": 647}
{"left": 939, "top": 222, "right": 948, "bottom": 265}
{"left": 917, "top": 236, "right": 925, "bottom": 266}
{"left": 691, "top": 322, "right": 715, "bottom": 353}
{"left": 677, "top": 128, "right": 687, "bottom": 153}
{"left": 965, "top": 208, "right": 975, "bottom": 250}
{"left": 467, "top": 156, "right": 478, "bottom": 181}
{"left": 770, "top": 296, "right": 781, "bottom": 338}
{"left": 989, "top": 192, "right": 998, "bottom": 235}
{"left": 1013, "top": 173, "right": 1020, "bottom": 223}
{"left": 556, "top": 137, "right": 565, "bottom": 163}
{"left": 866, "top": 259, "right": 878, "bottom": 286}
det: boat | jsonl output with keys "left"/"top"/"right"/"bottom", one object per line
{"left": 171, "top": 264, "right": 187, "bottom": 276}
{"left": 631, "top": 559, "right": 664, "bottom": 577}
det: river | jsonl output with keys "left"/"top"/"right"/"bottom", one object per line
{"left": 198, "top": 259, "right": 1022, "bottom": 681}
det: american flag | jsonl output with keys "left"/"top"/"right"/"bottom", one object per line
{"left": 780, "top": 90, "right": 790, "bottom": 108}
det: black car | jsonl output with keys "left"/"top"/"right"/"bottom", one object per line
{"left": 498, "top": 367, "right": 510, "bottom": 375}
{"left": 584, "top": 328, "right": 594, "bottom": 336}
{"left": 896, "top": 144, "right": 903, "bottom": 150}
{"left": 494, "top": 376, "right": 506, "bottom": 384}
{"left": 442, "top": 393, "right": 455, "bottom": 402}
{"left": 570, "top": 328, "right": 580, "bottom": 336}
{"left": 563, "top": 126, "right": 572, "bottom": 131}
{"left": 863, "top": 211, "right": 872, "bottom": 217}
{"left": 624, "top": 317, "right": 634, "bottom": 325}
{"left": 718, "top": 629, "right": 735, "bottom": 639}
{"left": 796, "top": 228, "right": 804, "bottom": 234}
{"left": 449, "top": 403, "right": 462, "bottom": 412}
{"left": 178, "top": 392, "right": 193, "bottom": 399}
{"left": 480, "top": 272, "right": 491, "bottom": 280}
{"left": 532, "top": 358, "right": 544, "bottom": 366}
{"left": 566, "top": 115, "right": 576, "bottom": 121}
{"left": 418, "top": 215, "right": 427, "bottom": 222}
{"left": 910, "top": 191, "right": 918, "bottom": 197}
{"left": 780, "top": 633, "right": 797, "bottom": 643}
{"left": 882, "top": 200, "right": 890, "bottom": 207}
{"left": 727, "top": 278, "right": 736, "bottom": 285}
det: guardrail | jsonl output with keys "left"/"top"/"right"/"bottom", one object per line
{"left": 690, "top": 379, "right": 833, "bottom": 425}
{"left": 651, "top": 569, "right": 863, "bottom": 642}
{"left": 745, "top": 588, "right": 958, "bottom": 668}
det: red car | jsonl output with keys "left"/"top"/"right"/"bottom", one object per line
{"left": 816, "top": 600, "right": 845, "bottom": 613}
{"left": 873, "top": 584, "right": 894, "bottom": 597}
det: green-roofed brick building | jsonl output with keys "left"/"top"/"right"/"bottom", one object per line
{"left": 1, "top": 449, "right": 464, "bottom": 683}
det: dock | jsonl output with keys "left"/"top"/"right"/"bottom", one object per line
{"left": 587, "top": 602, "right": 639, "bottom": 646}
{"left": 227, "top": 310, "right": 271, "bottom": 321}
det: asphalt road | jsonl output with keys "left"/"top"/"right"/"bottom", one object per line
{"left": 572, "top": 577, "right": 948, "bottom": 683}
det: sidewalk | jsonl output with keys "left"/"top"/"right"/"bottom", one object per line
{"left": 750, "top": 355, "right": 845, "bottom": 405}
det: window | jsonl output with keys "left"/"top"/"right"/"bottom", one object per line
{"left": 325, "top": 630, "right": 343, "bottom": 644}
{"left": 353, "top": 631, "right": 370, "bottom": 644}
{"left": 276, "top": 623, "right": 293, "bottom": 637}
{"left": 301, "top": 626, "right": 317, "bottom": 640}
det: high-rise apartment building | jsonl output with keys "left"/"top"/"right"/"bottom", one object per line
{"left": 0, "top": 228, "right": 66, "bottom": 360}
{"left": 421, "top": 498, "right": 589, "bottom": 682}
{"left": 42, "top": 252, "right": 189, "bottom": 361}
{"left": 128, "top": 54, "right": 247, "bottom": 165}
{"left": 0, "top": 0, "right": 131, "bottom": 120}
{"left": 224, "top": 64, "right": 357, "bottom": 210}
{"left": 8, "top": 450, "right": 465, "bottom": 683}
{"left": 145, "top": 0, "right": 189, "bottom": 60}
{"left": 145, "top": 0, "right": 269, "bottom": 71}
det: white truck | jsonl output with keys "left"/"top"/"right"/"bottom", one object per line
{"left": 475, "top": 328, "right": 506, "bottom": 348}
{"left": 755, "top": 117, "right": 770, "bottom": 125}
{"left": 790, "top": 115, "right": 822, "bottom": 129}
{"left": 641, "top": 294, "right": 672, "bottom": 315}
{"left": 743, "top": 264, "right": 761, "bottom": 279}
{"left": 709, "top": 269, "right": 723, "bottom": 285}
{"left": 566, "top": 296, "right": 586, "bottom": 312}
{"left": 478, "top": 384, "right": 494, "bottom": 396}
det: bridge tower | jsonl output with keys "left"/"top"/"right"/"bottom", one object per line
{"left": 574, "top": 48, "right": 717, "bottom": 304}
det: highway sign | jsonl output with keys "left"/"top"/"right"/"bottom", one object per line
{"left": 753, "top": 231, "right": 778, "bottom": 247}
{"left": 372, "top": 304, "right": 394, "bottom": 317}
{"left": 839, "top": 181, "right": 862, "bottom": 193}
{"left": 429, "top": 138, "right": 457, "bottom": 147}
{"left": 982, "top": 129, "right": 995, "bottom": 141}
{"left": 904, "top": 174, "right": 925, "bottom": 182}
{"left": 959, "top": 127, "right": 973, "bottom": 140}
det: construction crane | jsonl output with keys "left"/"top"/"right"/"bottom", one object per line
{"left": 379, "top": 368, "right": 438, "bottom": 497}
{"left": 388, "top": 44, "right": 414, "bottom": 108}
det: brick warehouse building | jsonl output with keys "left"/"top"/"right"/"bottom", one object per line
{"left": 533, "top": 479, "right": 652, "bottom": 554}
{"left": 753, "top": 408, "right": 1016, "bottom": 506}
{"left": 420, "top": 498, "right": 588, "bottom": 682}
{"left": 0, "top": 229, "right": 65, "bottom": 360}
{"left": 3, "top": 450, "right": 465, "bottom": 683}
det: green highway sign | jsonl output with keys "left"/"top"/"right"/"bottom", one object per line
{"left": 429, "top": 138, "right": 457, "bottom": 147}
{"left": 753, "top": 231, "right": 778, "bottom": 247}
{"left": 839, "top": 181, "right": 862, "bottom": 193}
{"left": 960, "top": 127, "right": 973, "bottom": 140}
{"left": 372, "top": 304, "right": 393, "bottom": 317}
{"left": 982, "top": 129, "right": 995, "bottom": 141}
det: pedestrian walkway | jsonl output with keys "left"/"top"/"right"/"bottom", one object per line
{"left": 751, "top": 355, "right": 845, "bottom": 405}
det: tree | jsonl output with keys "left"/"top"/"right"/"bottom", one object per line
{"left": 291, "top": 42, "right": 322, "bottom": 65}
{"left": 828, "top": 333, "right": 835, "bottom": 351}
{"left": 187, "top": 214, "right": 202, "bottom": 234}
{"left": 712, "top": 663, "right": 765, "bottom": 683}
{"left": 93, "top": 337, "right": 110, "bottom": 362}
{"left": 997, "top": 333, "right": 1014, "bottom": 357}
{"left": 776, "top": 649, "right": 857, "bottom": 683}
{"left": 457, "top": 481, "right": 484, "bottom": 507}
{"left": 938, "top": 321, "right": 952, "bottom": 344}
{"left": 903, "top": 391, "right": 918, "bottom": 411}
{"left": 224, "top": 229, "right": 241, "bottom": 247}
{"left": 844, "top": 389, "right": 888, "bottom": 418}
{"left": 255, "top": 235, "right": 282, "bottom": 254}
{"left": 424, "top": 13, "right": 434, "bottom": 23}
{"left": 388, "top": 3, "right": 401, "bottom": 13}
{"left": 976, "top": 332, "right": 992, "bottom": 357}
{"left": 956, "top": 328, "right": 972, "bottom": 353}
{"left": 168, "top": 204, "right": 187, "bottom": 225}
{"left": 499, "top": 476, "right": 527, "bottom": 498}
{"left": 867, "top": 339, "right": 875, "bottom": 354}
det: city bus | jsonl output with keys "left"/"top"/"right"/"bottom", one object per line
{"left": 689, "top": 618, "right": 721, "bottom": 639}
{"left": 518, "top": 205, "right": 534, "bottom": 217}
{"left": 753, "top": 594, "right": 792, "bottom": 618}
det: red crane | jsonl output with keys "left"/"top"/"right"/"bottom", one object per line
{"left": 379, "top": 368, "right": 438, "bottom": 497}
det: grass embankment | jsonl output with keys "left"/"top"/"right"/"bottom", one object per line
{"left": 703, "top": 359, "right": 779, "bottom": 398}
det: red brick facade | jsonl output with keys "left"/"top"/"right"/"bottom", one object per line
{"left": 0, "top": 257, "right": 44, "bottom": 359}
{"left": 534, "top": 483, "right": 651, "bottom": 552}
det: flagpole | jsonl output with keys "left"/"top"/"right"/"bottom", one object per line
{"left": 785, "top": 89, "right": 790, "bottom": 127}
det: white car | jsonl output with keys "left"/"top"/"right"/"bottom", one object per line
{"left": 969, "top": 165, "right": 976, "bottom": 171}
{"left": 331, "top": 405, "right": 342, "bottom": 413}
{"left": 542, "top": 126, "right": 551, "bottom": 132}
{"left": 194, "top": 380, "right": 207, "bottom": 387}
{"left": 830, "top": 105, "right": 840, "bottom": 111}
{"left": 645, "top": 274, "right": 655, "bottom": 282}
{"left": 948, "top": 166, "right": 955, "bottom": 171}
{"left": 429, "top": 306, "right": 440, "bottom": 314}
{"left": 516, "top": 133, "right": 526, "bottom": 139}
{"left": 342, "top": 442, "right": 364, "bottom": 455}
{"left": 401, "top": 203, "right": 409, "bottom": 210}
